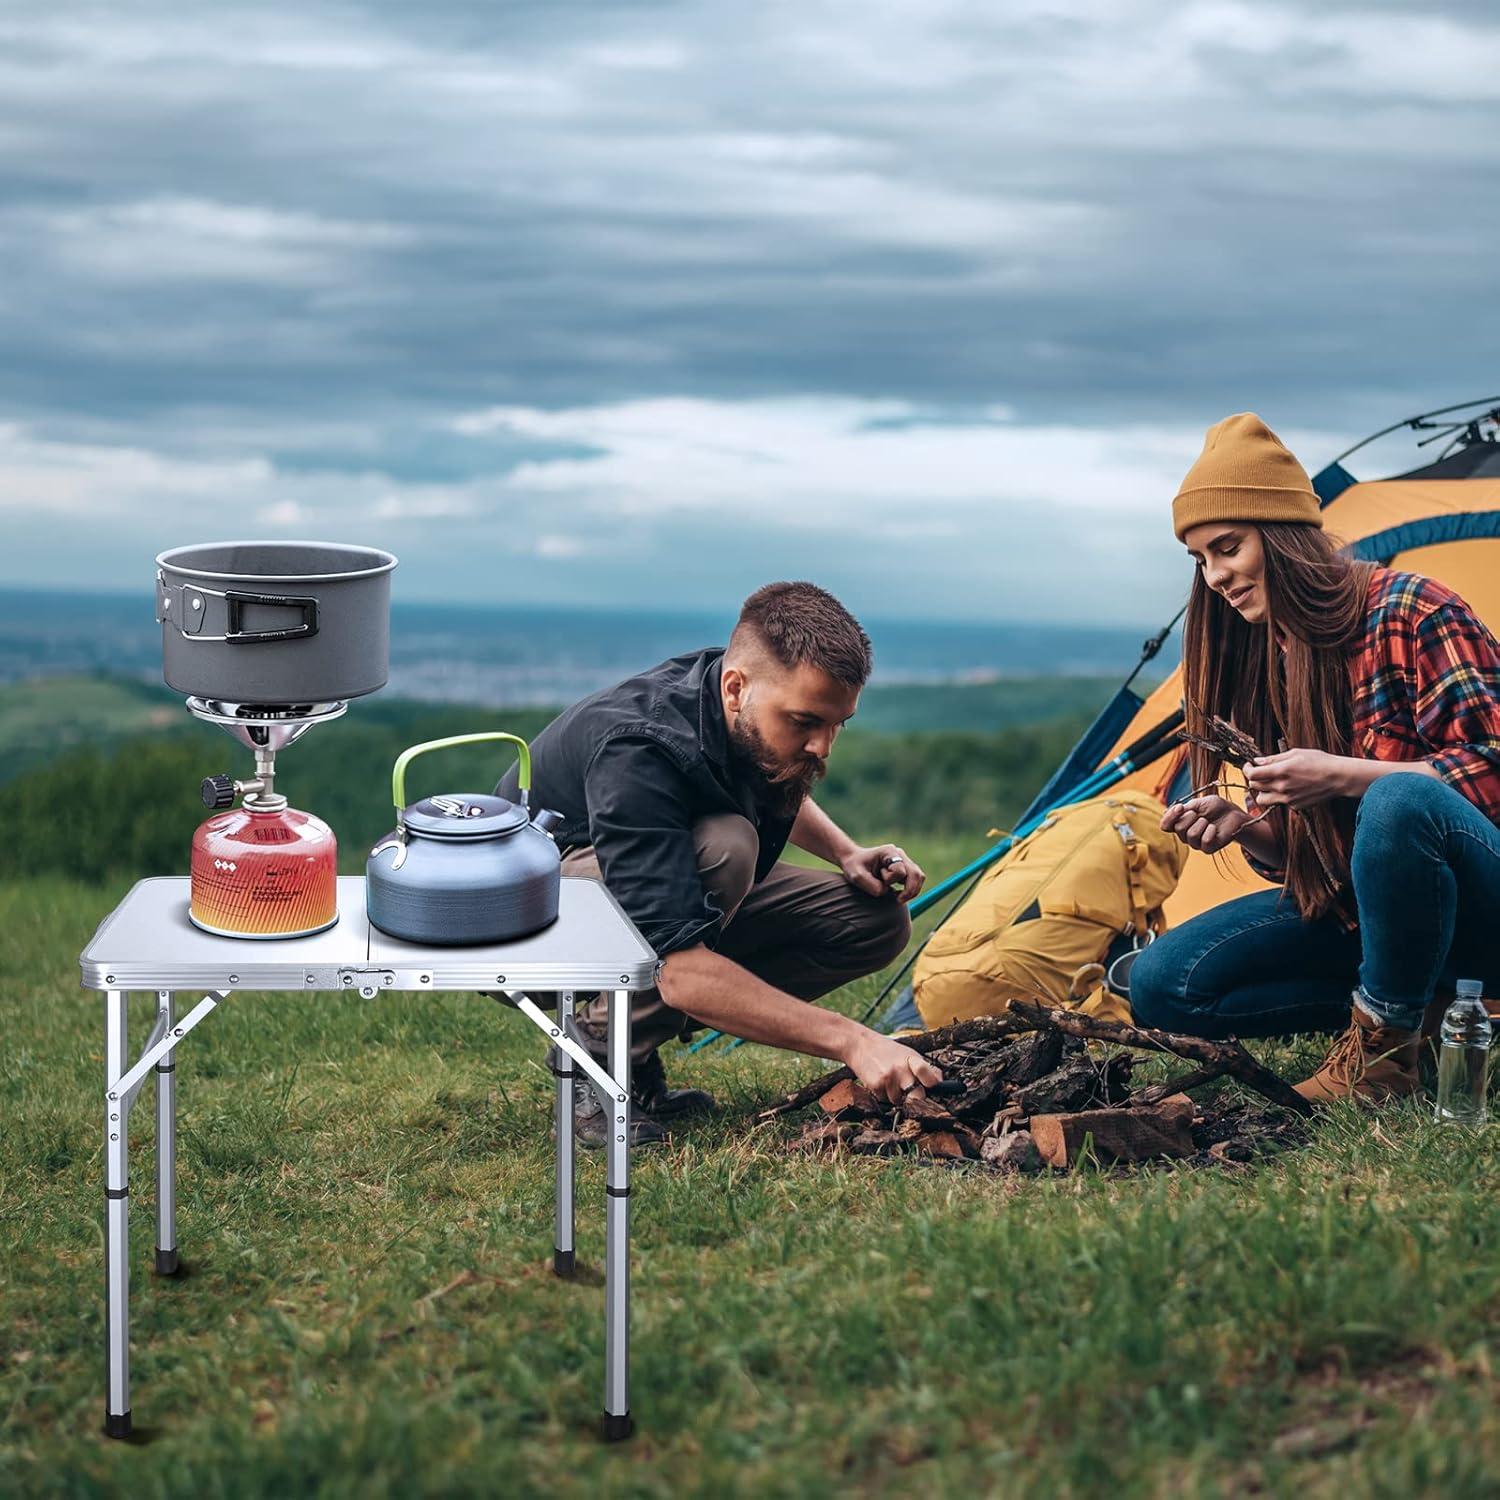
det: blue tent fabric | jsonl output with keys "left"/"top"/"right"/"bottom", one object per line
{"left": 879, "top": 983, "right": 921, "bottom": 1033}
{"left": 1313, "top": 460, "right": 1358, "bottom": 505}
{"left": 1345, "top": 510, "right": 1500, "bottom": 563}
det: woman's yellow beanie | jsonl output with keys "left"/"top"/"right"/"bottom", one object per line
{"left": 1171, "top": 412, "right": 1323, "bottom": 541}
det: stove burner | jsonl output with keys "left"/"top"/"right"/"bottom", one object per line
{"left": 185, "top": 696, "right": 347, "bottom": 752}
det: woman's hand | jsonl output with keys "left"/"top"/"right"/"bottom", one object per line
{"left": 1243, "top": 749, "right": 1349, "bottom": 809}
{"left": 1159, "top": 794, "right": 1255, "bottom": 854}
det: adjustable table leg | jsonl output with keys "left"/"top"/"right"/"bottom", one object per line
{"left": 154, "top": 990, "right": 180, "bottom": 1277}
{"left": 103, "top": 989, "right": 132, "bottom": 1439}
{"left": 602, "top": 987, "right": 633, "bottom": 1442}
{"left": 553, "top": 990, "right": 576, "bottom": 1277}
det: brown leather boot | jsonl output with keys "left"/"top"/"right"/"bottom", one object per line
{"left": 1294, "top": 1000, "right": 1421, "bottom": 1105}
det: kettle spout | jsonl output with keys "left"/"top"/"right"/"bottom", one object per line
{"left": 531, "top": 808, "right": 565, "bottom": 838}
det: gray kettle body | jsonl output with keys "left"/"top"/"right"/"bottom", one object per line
{"left": 365, "top": 732, "right": 563, "bottom": 946}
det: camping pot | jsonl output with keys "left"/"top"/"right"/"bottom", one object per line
{"left": 366, "top": 732, "right": 564, "bottom": 946}
{"left": 156, "top": 541, "right": 398, "bottom": 703}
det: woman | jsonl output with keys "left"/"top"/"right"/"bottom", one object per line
{"left": 1129, "top": 412, "right": 1500, "bottom": 1103}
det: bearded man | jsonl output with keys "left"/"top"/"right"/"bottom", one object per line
{"left": 496, "top": 580, "right": 943, "bottom": 1146}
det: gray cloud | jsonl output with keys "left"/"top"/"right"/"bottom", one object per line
{"left": 0, "top": 1, "right": 1494, "bottom": 620}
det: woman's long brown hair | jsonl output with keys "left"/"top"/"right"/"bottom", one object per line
{"left": 1182, "top": 522, "right": 1373, "bottom": 920}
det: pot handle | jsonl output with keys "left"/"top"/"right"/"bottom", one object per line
{"left": 391, "top": 732, "right": 532, "bottom": 814}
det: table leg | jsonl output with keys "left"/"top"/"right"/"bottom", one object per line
{"left": 553, "top": 991, "right": 577, "bottom": 1277}
{"left": 155, "top": 990, "right": 179, "bottom": 1276}
{"left": 104, "top": 989, "right": 132, "bottom": 1439}
{"left": 603, "top": 987, "right": 633, "bottom": 1441}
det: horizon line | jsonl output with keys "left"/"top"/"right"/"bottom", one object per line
{"left": 0, "top": 580, "right": 1170, "bottom": 637}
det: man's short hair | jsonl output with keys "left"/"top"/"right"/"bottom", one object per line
{"left": 730, "top": 581, "right": 873, "bottom": 689}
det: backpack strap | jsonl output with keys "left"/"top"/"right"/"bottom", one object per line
{"left": 1112, "top": 814, "right": 1152, "bottom": 938}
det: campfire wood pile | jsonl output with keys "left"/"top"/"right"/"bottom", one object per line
{"left": 763, "top": 1001, "right": 1311, "bottom": 1172}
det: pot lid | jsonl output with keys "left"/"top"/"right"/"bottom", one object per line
{"left": 401, "top": 793, "right": 529, "bottom": 838}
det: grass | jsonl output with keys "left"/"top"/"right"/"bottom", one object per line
{"left": 3, "top": 862, "right": 1499, "bottom": 1499}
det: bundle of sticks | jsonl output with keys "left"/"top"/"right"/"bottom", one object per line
{"left": 1177, "top": 712, "right": 1263, "bottom": 769}
{"left": 763, "top": 1002, "right": 1311, "bottom": 1172}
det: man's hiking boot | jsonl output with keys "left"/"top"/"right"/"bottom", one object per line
{"left": 631, "top": 1050, "right": 717, "bottom": 1122}
{"left": 571, "top": 1077, "right": 671, "bottom": 1149}
{"left": 547, "top": 1046, "right": 716, "bottom": 1148}
{"left": 1294, "top": 999, "right": 1421, "bottom": 1105}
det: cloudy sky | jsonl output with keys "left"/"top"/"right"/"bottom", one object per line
{"left": 1, "top": 1, "right": 1495, "bottom": 625}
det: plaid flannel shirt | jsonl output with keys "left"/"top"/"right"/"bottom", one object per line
{"left": 1244, "top": 566, "right": 1500, "bottom": 900}
{"left": 1355, "top": 568, "right": 1500, "bottom": 812}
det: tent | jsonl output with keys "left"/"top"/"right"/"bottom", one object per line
{"left": 863, "top": 397, "right": 1500, "bottom": 1032}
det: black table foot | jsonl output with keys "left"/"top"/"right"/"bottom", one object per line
{"left": 553, "top": 1248, "right": 575, "bottom": 1277}
{"left": 601, "top": 1410, "right": 634, "bottom": 1443}
{"left": 155, "top": 1247, "right": 180, "bottom": 1276}
{"left": 104, "top": 1409, "right": 132, "bottom": 1440}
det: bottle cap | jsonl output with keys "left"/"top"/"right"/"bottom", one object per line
{"left": 1455, "top": 978, "right": 1484, "bottom": 1001}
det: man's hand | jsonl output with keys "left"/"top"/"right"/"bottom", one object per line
{"left": 1159, "top": 794, "right": 1256, "bottom": 854}
{"left": 840, "top": 843, "right": 926, "bottom": 903}
{"left": 1244, "top": 749, "right": 1349, "bottom": 810}
{"left": 844, "top": 1031, "right": 944, "bottom": 1105}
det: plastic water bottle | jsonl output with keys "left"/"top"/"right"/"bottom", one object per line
{"left": 1434, "top": 978, "right": 1492, "bottom": 1126}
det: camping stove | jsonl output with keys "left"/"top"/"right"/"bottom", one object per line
{"left": 185, "top": 697, "right": 345, "bottom": 939}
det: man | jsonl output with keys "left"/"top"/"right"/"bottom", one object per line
{"left": 497, "top": 580, "right": 944, "bottom": 1145}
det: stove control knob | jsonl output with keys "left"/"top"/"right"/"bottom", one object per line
{"left": 201, "top": 774, "right": 236, "bottom": 810}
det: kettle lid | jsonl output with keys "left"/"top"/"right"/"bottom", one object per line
{"left": 402, "top": 793, "right": 529, "bottom": 838}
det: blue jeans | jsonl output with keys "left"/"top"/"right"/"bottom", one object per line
{"left": 1130, "top": 773, "right": 1500, "bottom": 1038}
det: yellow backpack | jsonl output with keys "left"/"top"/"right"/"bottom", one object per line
{"left": 913, "top": 793, "right": 1186, "bottom": 1028}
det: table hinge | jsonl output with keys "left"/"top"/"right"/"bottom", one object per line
{"left": 338, "top": 968, "right": 396, "bottom": 999}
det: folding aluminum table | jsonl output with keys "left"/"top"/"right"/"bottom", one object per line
{"left": 79, "top": 874, "right": 659, "bottom": 1443}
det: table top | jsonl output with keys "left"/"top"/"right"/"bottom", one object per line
{"left": 79, "top": 877, "right": 659, "bottom": 993}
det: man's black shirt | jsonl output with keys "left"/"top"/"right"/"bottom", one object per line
{"left": 495, "top": 648, "right": 797, "bottom": 957}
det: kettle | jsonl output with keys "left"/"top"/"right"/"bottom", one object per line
{"left": 365, "top": 732, "right": 563, "bottom": 945}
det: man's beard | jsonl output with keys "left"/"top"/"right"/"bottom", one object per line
{"left": 727, "top": 710, "right": 826, "bottom": 818}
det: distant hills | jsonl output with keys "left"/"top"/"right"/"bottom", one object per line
{"left": 0, "top": 669, "right": 1155, "bottom": 882}
{"left": 0, "top": 672, "right": 1144, "bottom": 788}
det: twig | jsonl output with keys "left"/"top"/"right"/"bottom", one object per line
{"left": 1130, "top": 1061, "right": 1230, "bottom": 1106}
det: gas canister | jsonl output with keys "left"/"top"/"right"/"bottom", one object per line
{"left": 190, "top": 801, "right": 338, "bottom": 939}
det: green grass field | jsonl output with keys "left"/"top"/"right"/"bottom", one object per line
{"left": 0, "top": 677, "right": 183, "bottom": 783}
{"left": 3, "top": 859, "right": 1499, "bottom": 1499}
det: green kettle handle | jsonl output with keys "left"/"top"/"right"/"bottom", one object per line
{"left": 391, "top": 732, "right": 532, "bottom": 815}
